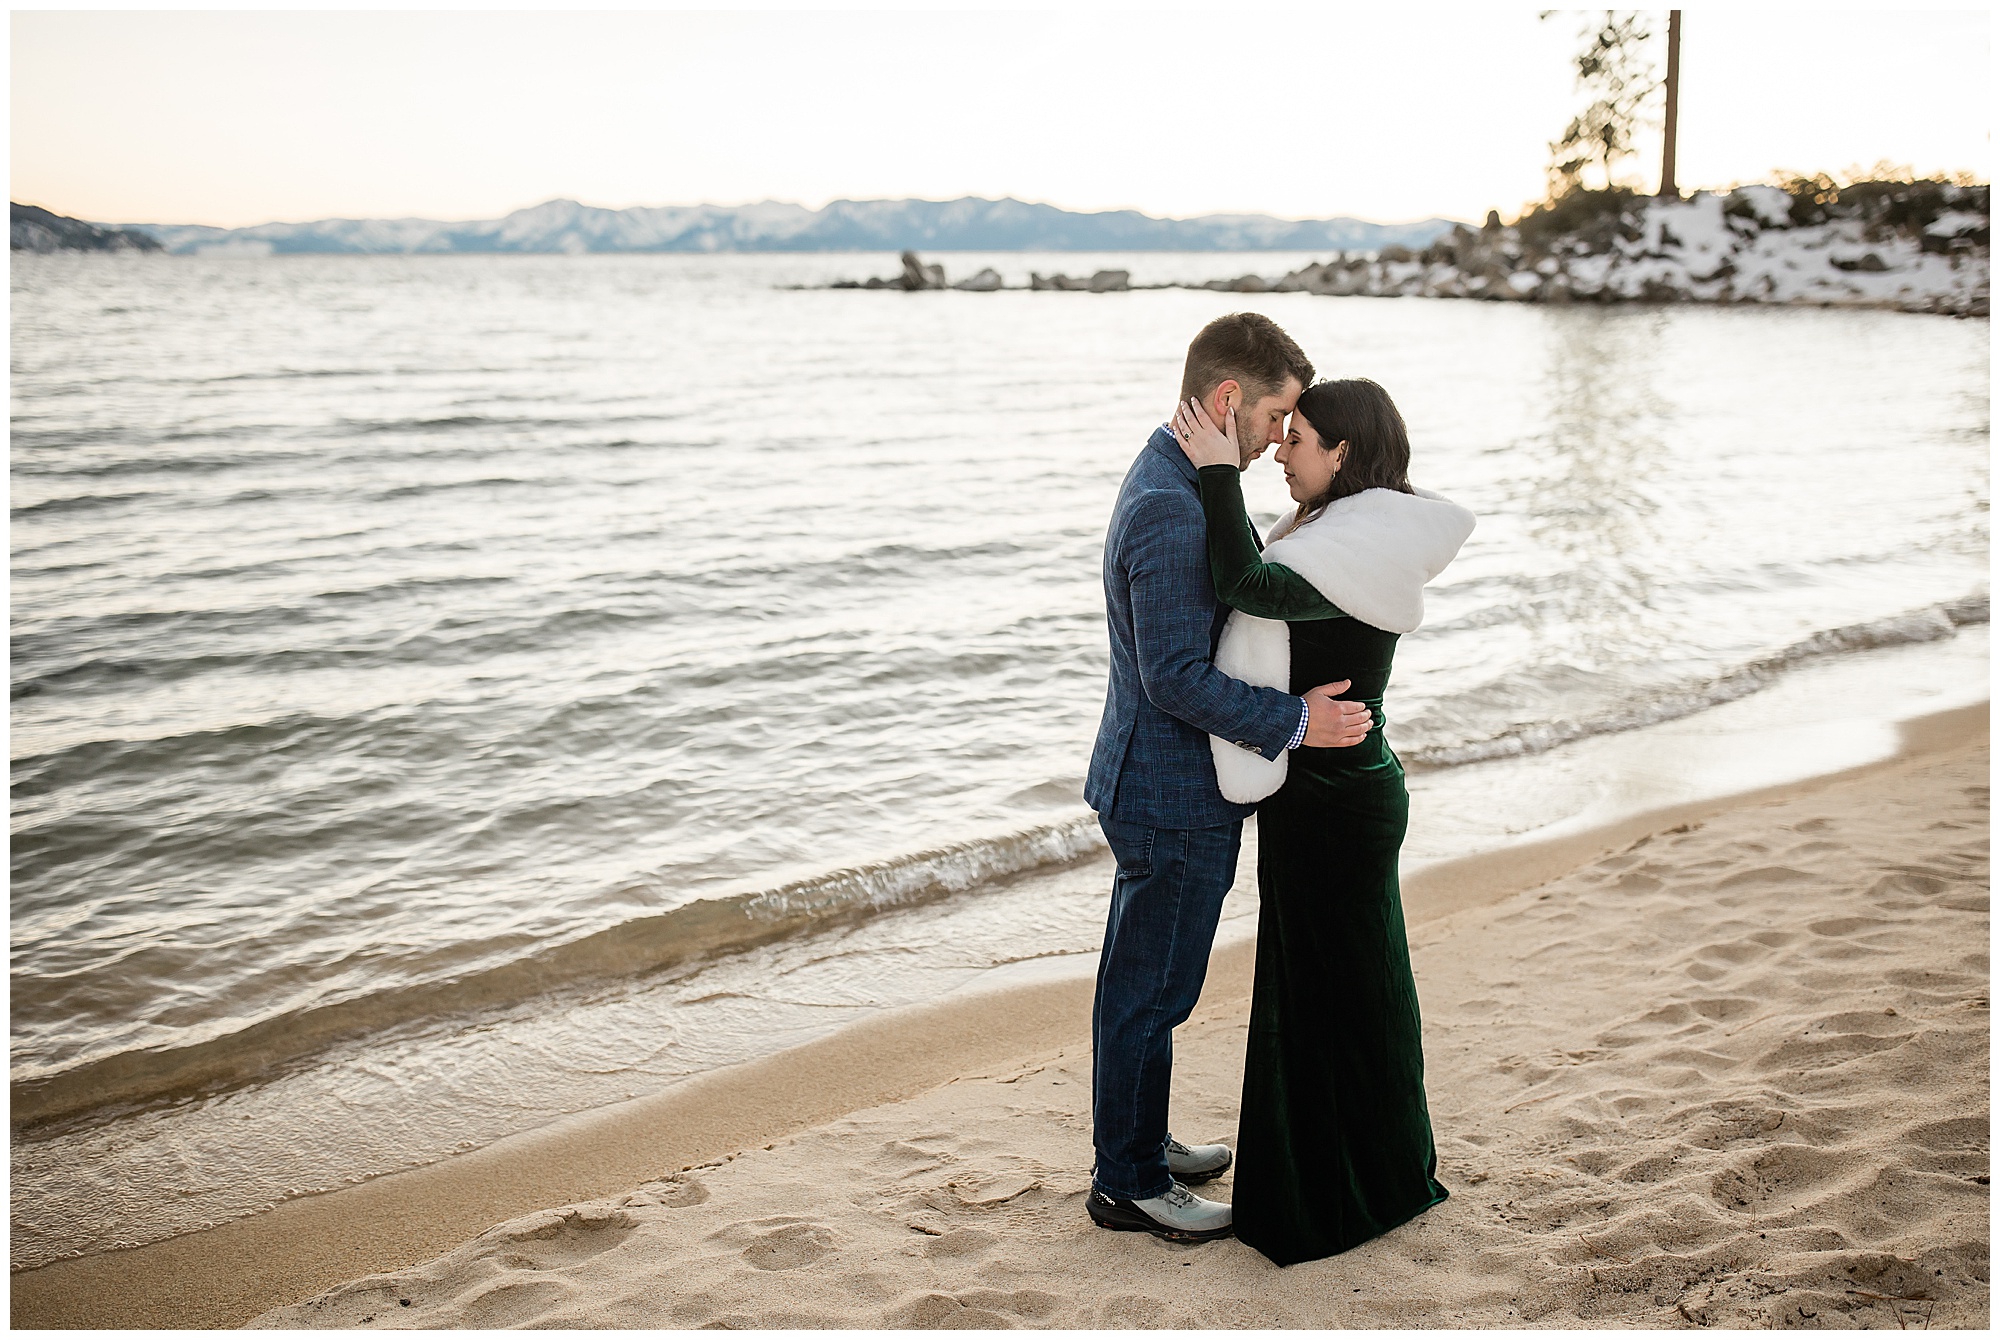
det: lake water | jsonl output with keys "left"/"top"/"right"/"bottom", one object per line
{"left": 9, "top": 251, "right": 1989, "bottom": 1264}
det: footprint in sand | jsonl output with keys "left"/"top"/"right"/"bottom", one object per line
{"left": 1686, "top": 996, "right": 1759, "bottom": 1022}
{"left": 887, "top": 1288, "right": 1055, "bottom": 1327}
{"left": 922, "top": 1227, "right": 997, "bottom": 1258}
{"left": 1715, "top": 864, "right": 1811, "bottom": 889}
{"left": 624, "top": 1173, "right": 708, "bottom": 1208}
{"left": 946, "top": 1171, "right": 1040, "bottom": 1208}
{"left": 876, "top": 1138, "right": 955, "bottom": 1177}
{"left": 1807, "top": 916, "right": 1893, "bottom": 938}
{"left": 478, "top": 1204, "right": 637, "bottom": 1270}
{"left": 1756, "top": 1023, "right": 1913, "bottom": 1072}
{"left": 454, "top": 1276, "right": 578, "bottom": 1329}
{"left": 1905, "top": 1115, "right": 1988, "bottom": 1153}
{"left": 1613, "top": 1151, "right": 1678, "bottom": 1184}
{"left": 735, "top": 1221, "right": 839, "bottom": 1271}
{"left": 1870, "top": 870, "right": 1949, "bottom": 900}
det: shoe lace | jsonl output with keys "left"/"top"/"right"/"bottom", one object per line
{"left": 1165, "top": 1137, "right": 1191, "bottom": 1156}
{"left": 1162, "top": 1182, "right": 1197, "bottom": 1209}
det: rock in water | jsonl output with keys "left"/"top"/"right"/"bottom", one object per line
{"left": 1029, "top": 271, "right": 1132, "bottom": 292}
{"left": 898, "top": 251, "right": 946, "bottom": 291}
{"left": 952, "top": 267, "right": 1003, "bottom": 292}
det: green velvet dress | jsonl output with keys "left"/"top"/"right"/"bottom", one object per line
{"left": 1198, "top": 465, "right": 1448, "bottom": 1266}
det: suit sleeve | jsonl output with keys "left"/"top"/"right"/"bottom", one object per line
{"left": 1122, "top": 488, "right": 1304, "bottom": 758}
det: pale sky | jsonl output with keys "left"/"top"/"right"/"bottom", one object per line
{"left": 11, "top": 7, "right": 1992, "bottom": 228}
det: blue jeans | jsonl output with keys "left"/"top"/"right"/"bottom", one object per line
{"left": 1091, "top": 816, "right": 1242, "bottom": 1201}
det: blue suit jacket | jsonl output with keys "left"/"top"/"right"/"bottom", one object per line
{"left": 1085, "top": 427, "right": 1303, "bottom": 829}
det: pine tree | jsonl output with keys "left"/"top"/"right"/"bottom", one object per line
{"left": 1544, "top": 11, "right": 1662, "bottom": 195}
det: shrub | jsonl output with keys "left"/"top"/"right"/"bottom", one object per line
{"left": 1515, "top": 186, "right": 1645, "bottom": 251}
{"left": 1770, "top": 168, "right": 1989, "bottom": 233}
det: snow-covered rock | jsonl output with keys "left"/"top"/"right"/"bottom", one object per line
{"left": 1731, "top": 185, "right": 1792, "bottom": 230}
{"left": 825, "top": 183, "right": 1986, "bottom": 318}
{"left": 1255, "top": 184, "right": 1987, "bottom": 317}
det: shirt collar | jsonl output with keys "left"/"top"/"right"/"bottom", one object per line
{"left": 1147, "top": 423, "right": 1199, "bottom": 484}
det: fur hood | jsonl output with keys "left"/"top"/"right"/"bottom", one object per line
{"left": 1212, "top": 486, "right": 1475, "bottom": 804}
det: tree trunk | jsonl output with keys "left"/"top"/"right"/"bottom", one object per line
{"left": 1658, "top": 10, "right": 1682, "bottom": 198}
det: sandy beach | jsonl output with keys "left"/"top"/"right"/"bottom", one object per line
{"left": 13, "top": 704, "right": 1983, "bottom": 1330}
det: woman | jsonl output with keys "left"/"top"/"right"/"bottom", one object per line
{"left": 1171, "top": 378, "right": 1472, "bottom": 1265}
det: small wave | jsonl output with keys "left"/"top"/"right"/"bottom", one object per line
{"left": 8, "top": 814, "right": 1107, "bottom": 1131}
{"left": 740, "top": 815, "right": 1103, "bottom": 919}
{"left": 373, "top": 477, "right": 533, "bottom": 501}
{"left": 345, "top": 411, "right": 667, "bottom": 437}
{"left": 198, "top": 368, "right": 372, "bottom": 384}
{"left": 1402, "top": 594, "right": 1988, "bottom": 768}
{"left": 11, "top": 489, "right": 161, "bottom": 518}
{"left": 15, "top": 448, "right": 268, "bottom": 479}
{"left": 355, "top": 414, "right": 505, "bottom": 434}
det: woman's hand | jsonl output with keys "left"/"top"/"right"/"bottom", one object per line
{"left": 1173, "top": 397, "right": 1238, "bottom": 469}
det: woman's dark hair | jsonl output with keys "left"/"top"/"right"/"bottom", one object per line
{"left": 1291, "top": 378, "right": 1413, "bottom": 523}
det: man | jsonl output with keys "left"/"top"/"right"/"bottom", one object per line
{"left": 1084, "top": 313, "right": 1371, "bottom": 1242}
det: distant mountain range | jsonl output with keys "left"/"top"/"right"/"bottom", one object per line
{"left": 79, "top": 197, "right": 1460, "bottom": 256}
{"left": 12, "top": 203, "right": 162, "bottom": 253}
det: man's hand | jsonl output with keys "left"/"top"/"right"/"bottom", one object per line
{"left": 1302, "top": 681, "right": 1372, "bottom": 748}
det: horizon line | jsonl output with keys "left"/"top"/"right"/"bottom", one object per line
{"left": 38, "top": 194, "right": 1474, "bottom": 233}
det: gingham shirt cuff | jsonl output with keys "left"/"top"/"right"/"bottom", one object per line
{"left": 1286, "top": 698, "right": 1311, "bottom": 751}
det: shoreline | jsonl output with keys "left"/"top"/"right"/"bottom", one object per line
{"left": 8, "top": 814, "right": 1107, "bottom": 1135}
{"left": 12, "top": 624, "right": 1982, "bottom": 1280}
{"left": 18, "top": 597, "right": 1984, "bottom": 1139}
{"left": 820, "top": 182, "right": 1991, "bottom": 318}
{"left": 12, "top": 700, "right": 1986, "bottom": 1329}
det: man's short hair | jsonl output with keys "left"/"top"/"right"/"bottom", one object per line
{"left": 1179, "top": 313, "right": 1314, "bottom": 405}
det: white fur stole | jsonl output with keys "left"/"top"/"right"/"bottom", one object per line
{"left": 1211, "top": 486, "right": 1475, "bottom": 804}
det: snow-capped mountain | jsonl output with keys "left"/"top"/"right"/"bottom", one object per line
{"left": 115, "top": 197, "right": 1459, "bottom": 256}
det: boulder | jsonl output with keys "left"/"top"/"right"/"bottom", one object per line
{"left": 898, "top": 250, "right": 946, "bottom": 290}
{"left": 1087, "top": 269, "right": 1130, "bottom": 292}
{"left": 1273, "top": 262, "right": 1330, "bottom": 293}
{"left": 953, "top": 267, "right": 1003, "bottom": 292}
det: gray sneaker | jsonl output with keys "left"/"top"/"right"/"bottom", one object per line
{"left": 1165, "top": 1135, "right": 1233, "bottom": 1185}
{"left": 1087, "top": 1180, "right": 1234, "bottom": 1242}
